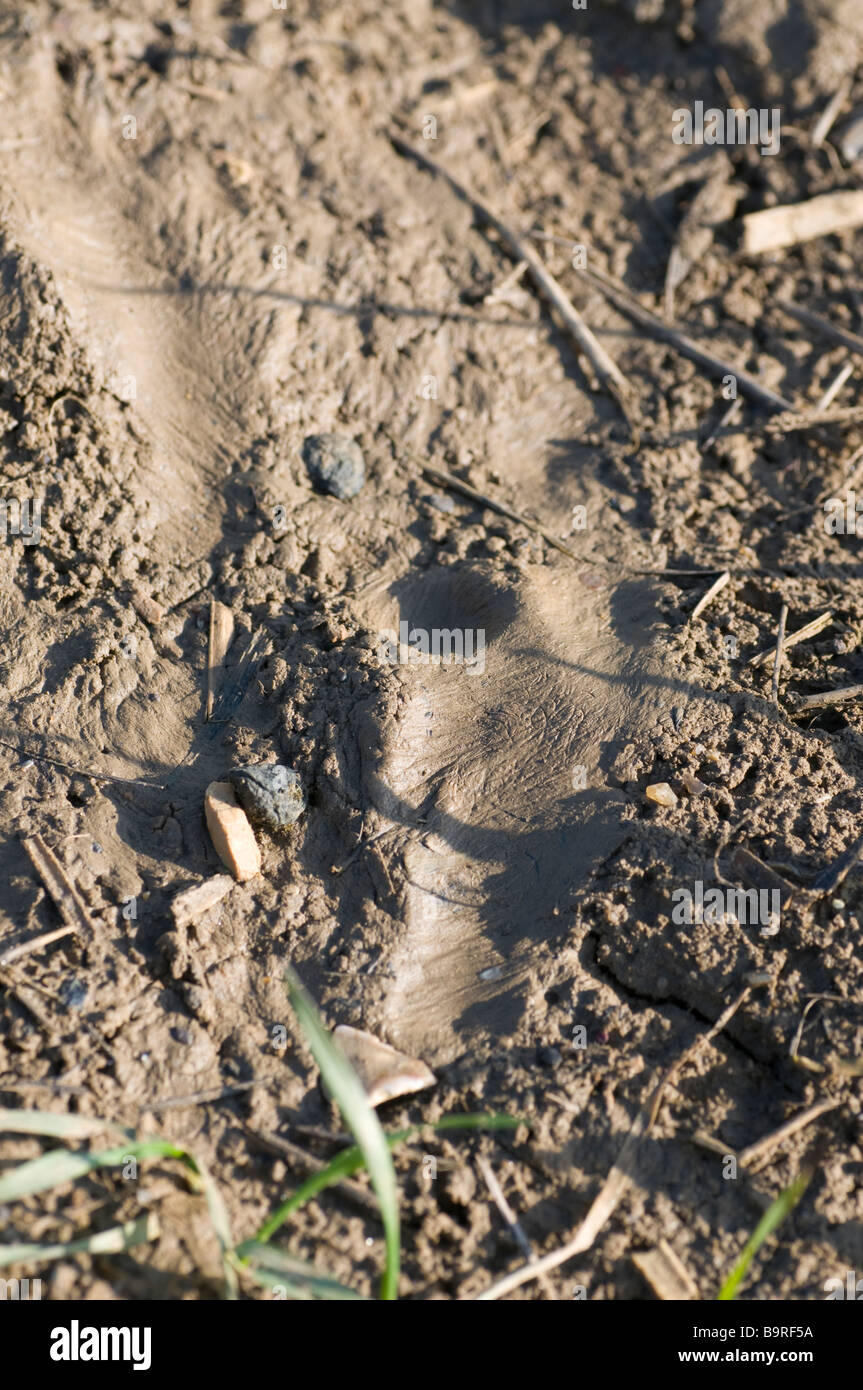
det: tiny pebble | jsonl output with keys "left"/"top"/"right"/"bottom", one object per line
{"left": 478, "top": 965, "right": 503, "bottom": 981}
{"left": 682, "top": 770, "right": 706, "bottom": 796}
{"left": 538, "top": 1045, "right": 562, "bottom": 1070}
{"left": 427, "top": 492, "right": 456, "bottom": 514}
{"left": 832, "top": 898, "right": 846, "bottom": 911}
{"left": 171, "top": 1026, "right": 192, "bottom": 1046}
{"left": 645, "top": 782, "right": 678, "bottom": 807}
{"left": 302, "top": 432, "right": 365, "bottom": 500}
{"left": 59, "top": 977, "right": 88, "bottom": 1011}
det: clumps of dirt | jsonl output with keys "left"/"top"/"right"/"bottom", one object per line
{"left": 3, "top": 0, "right": 863, "bottom": 1306}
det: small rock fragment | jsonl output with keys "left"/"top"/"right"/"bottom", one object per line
{"left": 333, "top": 1025, "right": 435, "bottom": 1108}
{"left": 682, "top": 770, "right": 707, "bottom": 796}
{"left": 229, "top": 763, "right": 305, "bottom": 831}
{"left": 204, "top": 781, "right": 261, "bottom": 882}
{"left": 170, "top": 874, "right": 234, "bottom": 930}
{"left": 645, "top": 782, "right": 678, "bottom": 807}
{"left": 131, "top": 591, "right": 165, "bottom": 626}
{"left": 302, "top": 432, "right": 365, "bottom": 500}
{"left": 426, "top": 492, "right": 456, "bottom": 514}
{"left": 59, "top": 977, "right": 88, "bottom": 1011}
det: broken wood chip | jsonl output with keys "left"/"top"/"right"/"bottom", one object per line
{"left": 333, "top": 1024, "right": 435, "bottom": 1108}
{"left": 204, "top": 782, "right": 261, "bottom": 882}
{"left": 743, "top": 190, "right": 863, "bottom": 254}
{"left": 206, "top": 600, "right": 235, "bottom": 720}
{"left": 632, "top": 1240, "right": 699, "bottom": 1301}
{"left": 170, "top": 874, "right": 235, "bottom": 930}
{"left": 22, "top": 834, "right": 97, "bottom": 937}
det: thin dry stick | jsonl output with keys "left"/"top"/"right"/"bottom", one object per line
{"left": 774, "top": 441, "right": 863, "bottom": 522}
{"left": 738, "top": 1098, "right": 842, "bottom": 1173}
{"left": 766, "top": 404, "right": 863, "bottom": 434}
{"left": 703, "top": 396, "right": 743, "bottom": 450}
{"left": 0, "top": 968, "right": 55, "bottom": 1029}
{"left": 796, "top": 684, "right": 863, "bottom": 711}
{"left": 776, "top": 298, "right": 863, "bottom": 358}
{"left": 0, "top": 924, "right": 78, "bottom": 967}
{"left": 421, "top": 462, "right": 721, "bottom": 576}
{"left": 749, "top": 611, "right": 833, "bottom": 668}
{"left": 242, "top": 1126, "right": 380, "bottom": 1216}
{"left": 578, "top": 265, "right": 794, "bottom": 412}
{"left": 0, "top": 736, "right": 165, "bottom": 789}
{"left": 476, "top": 1155, "right": 532, "bottom": 1263}
{"left": 811, "top": 78, "right": 852, "bottom": 147}
{"left": 789, "top": 995, "right": 847, "bottom": 1059}
{"left": 140, "top": 1080, "right": 262, "bottom": 1113}
{"left": 476, "top": 1155, "right": 558, "bottom": 1299}
{"left": 389, "top": 132, "right": 638, "bottom": 435}
{"left": 22, "top": 835, "right": 97, "bottom": 938}
{"left": 815, "top": 360, "right": 854, "bottom": 412}
{"left": 473, "top": 988, "right": 750, "bottom": 1300}
{"left": 690, "top": 570, "right": 730, "bottom": 622}
{"left": 771, "top": 603, "right": 789, "bottom": 705}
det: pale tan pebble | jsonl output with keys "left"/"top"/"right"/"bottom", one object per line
{"left": 645, "top": 782, "right": 678, "bottom": 807}
{"left": 204, "top": 782, "right": 261, "bottom": 882}
{"left": 170, "top": 874, "right": 235, "bottom": 929}
{"left": 682, "top": 770, "right": 707, "bottom": 796}
{"left": 131, "top": 591, "right": 166, "bottom": 625}
{"left": 333, "top": 1025, "right": 435, "bottom": 1108}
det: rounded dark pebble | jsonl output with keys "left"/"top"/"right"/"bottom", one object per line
{"left": 171, "top": 1026, "right": 193, "bottom": 1046}
{"left": 59, "top": 977, "right": 88, "bottom": 1011}
{"left": 302, "top": 432, "right": 365, "bottom": 500}
{"left": 229, "top": 762, "right": 306, "bottom": 831}
{"left": 537, "top": 1045, "right": 563, "bottom": 1070}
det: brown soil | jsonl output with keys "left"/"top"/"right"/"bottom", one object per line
{"left": 2, "top": 0, "right": 863, "bottom": 1301}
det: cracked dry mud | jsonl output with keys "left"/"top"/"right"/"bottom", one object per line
{"left": 1, "top": 0, "right": 863, "bottom": 1301}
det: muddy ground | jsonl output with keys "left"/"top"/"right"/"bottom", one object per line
{"left": 1, "top": 0, "right": 863, "bottom": 1301}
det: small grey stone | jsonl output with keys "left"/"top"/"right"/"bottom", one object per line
{"left": 229, "top": 762, "right": 306, "bottom": 831}
{"left": 426, "top": 492, "right": 456, "bottom": 514}
{"left": 59, "top": 977, "right": 88, "bottom": 1011}
{"left": 537, "top": 1045, "right": 562, "bottom": 1070}
{"left": 302, "top": 432, "right": 365, "bottom": 500}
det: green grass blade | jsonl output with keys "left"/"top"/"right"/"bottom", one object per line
{"left": 190, "top": 1153, "right": 237, "bottom": 1299}
{"left": 0, "top": 1214, "right": 158, "bottom": 1268}
{"left": 0, "top": 1125, "right": 236, "bottom": 1298}
{"left": 718, "top": 1169, "right": 812, "bottom": 1300}
{"left": 0, "top": 1107, "right": 133, "bottom": 1142}
{"left": 0, "top": 1139, "right": 184, "bottom": 1203}
{"left": 285, "top": 970, "right": 400, "bottom": 1300}
{"left": 254, "top": 1112, "right": 522, "bottom": 1244}
{"left": 235, "top": 1241, "right": 368, "bottom": 1300}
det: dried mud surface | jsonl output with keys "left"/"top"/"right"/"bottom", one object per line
{"left": 2, "top": 0, "right": 863, "bottom": 1301}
